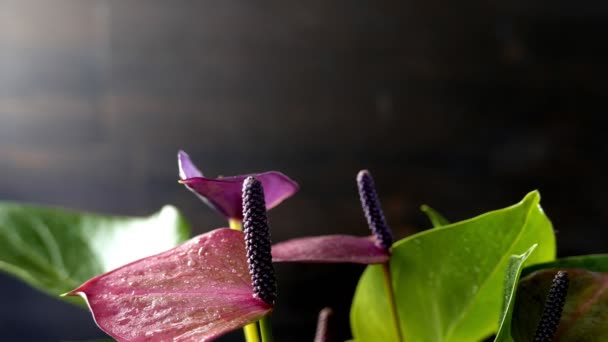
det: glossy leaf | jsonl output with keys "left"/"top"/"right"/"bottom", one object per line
{"left": 66, "top": 228, "right": 271, "bottom": 342}
{"left": 0, "top": 202, "right": 190, "bottom": 303}
{"left": 272, "top": 235, "right": 389, "bottom": 264}
{"left": 494, "top": 244, "right": 537, "bottom": 342}
{"left": 420, "top": 204, "right": 450, "bottom": 227}
{"left": 178, "top": 150, "right": 299, "bottom": 220}
{"left": 512, "top": 268, "right": 608, "bottom": 341}
{"left": 350, "top": 191, "right": 556, "bottom": 342}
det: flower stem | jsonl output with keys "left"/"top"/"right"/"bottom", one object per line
{"left": 244, "top": 322, "right": 261, "bottom": 342}
{"left": 229, "top": 218, "right": 243, "bottom": 231}
{"left": 259, "top": 314, "right": 274, "bottom": 342}
{"left": 228, "top": 218, "right": 260, "bottom": 342}
{"left": 381, "top": 262, "right": 403, "bottom": 342}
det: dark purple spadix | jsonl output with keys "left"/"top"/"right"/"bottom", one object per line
{"left": 534, "top": 270, "right": 569, "bottom": 342}
{"left": 357, "top": 170, "right": 393, "bottom": 251}
{"left": 242, "top": 176, "right": 277, "bottom": 306}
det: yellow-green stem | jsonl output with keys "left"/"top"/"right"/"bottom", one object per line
{"left": 382, "top": 262, "right": 403, "bottom": 342}
{"left": 243, "top": 322, "right": 261, "bottom": 342}
{"left": 229, "top": 218, "right": 243, "bottom": 231}
{"left": 228, "top": 218, "right": 260, "bottom": 342}
{"left": 259, "top": 314, "right": 274, "bottom": 342}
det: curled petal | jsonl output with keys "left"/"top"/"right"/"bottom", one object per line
{"left": 181, "top": 173, "right": 298, "bottom": 220}
{"left": 272, "top": 235, "right": 390, "bottom": 264}
{"left": 178, "top": 150, "right": 204, "bottom": 179}
{"left": 66, "top": 228, "right": 271, "bottom": 342}
{"left": 178, "top": 151, "right": 298, "bottom": 220}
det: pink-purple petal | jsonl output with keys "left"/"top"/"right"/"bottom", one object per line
{"left": 177, "top": 150, "right": 204, "bottom": 179}
{"left": 67, "top": 228, "right": 271, "bottom": 342}
{"left": 272, "top": 235, "right": 390, "bottom": 264}
{"left": 181, "top": 172, "right": 298, "bottom": 220}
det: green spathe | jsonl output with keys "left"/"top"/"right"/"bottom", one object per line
{"left": 351, "top": 191, "right": 556, "bottom": 342}
{"left": 0, "top": 202, "right": 190, "bottom": 305}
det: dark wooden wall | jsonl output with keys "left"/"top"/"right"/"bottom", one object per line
{"left": 1, "top": 1, "right": 607, "bottom": 341}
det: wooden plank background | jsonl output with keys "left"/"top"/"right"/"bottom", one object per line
{"left": 0, "top": 1, "right": 607, "bottom": 340}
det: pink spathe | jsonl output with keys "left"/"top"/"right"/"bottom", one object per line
{"left": 272, "top": 235, "right": 389, "bottom": 264}
{"left": 67, "top": 229, "right": 271, "bottom": 342}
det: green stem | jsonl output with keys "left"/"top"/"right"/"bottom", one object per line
{"left": 228, "top": 218, "right": 261, "bottom": 342}
{"left": 382, "top": 262, "right": 403, "bottom": 342}
{"left": 243, "top": 322, "right": 261, "bottom": 342}
{"left": 259, "top": 314, "right": 274, "bottom": 342}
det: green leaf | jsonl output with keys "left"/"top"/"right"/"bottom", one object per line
{"left": 494, "top": 244, "right": 538, "bottom": 342}
{"left": 521, "top": 254, "right": 608, "bottom": 277}
{"left": 420, "top": 204, "right": 450, "bottom": 227}
{"left": 0, "top": 202, "right": 190, "bottom": 304}
{"left": 350, "top": 191, "right": 556, "bottom": 342}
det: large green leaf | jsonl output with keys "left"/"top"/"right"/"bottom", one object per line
{"left": 350, "top": 191, "right": 556, "bottom": 342}
{"left": 494, "top": 244, "right": 537, "bottom": 342}
{"left": 0, "top": 202, "right": 190, "bottom": 303}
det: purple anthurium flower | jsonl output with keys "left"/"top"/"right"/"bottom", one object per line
{"left": 66, "top": 177, "right": 276, "bottom": 342}
{"left": 178, "top": 150, "right": 299, "bottom": 221}
{"left": 272, "top": 170, "right": 392, "bottom": 265}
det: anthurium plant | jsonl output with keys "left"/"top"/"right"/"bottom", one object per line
{"left": 0, "top": 150, "right": 605, "bottom": 341}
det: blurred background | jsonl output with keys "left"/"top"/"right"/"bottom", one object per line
{"left": 1, "top": 1, "right": 607, "bottom": 341}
